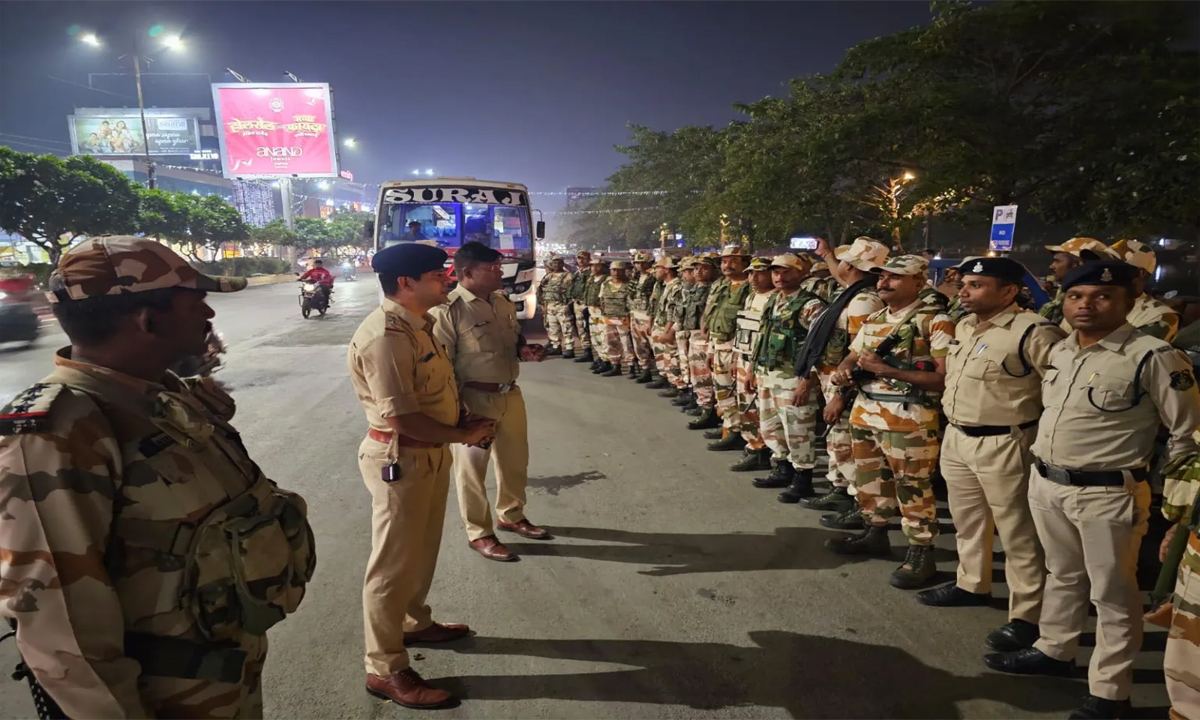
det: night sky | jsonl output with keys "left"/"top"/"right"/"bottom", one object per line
{"left": 0, "top": 1, "right": 933, "bottom": 210}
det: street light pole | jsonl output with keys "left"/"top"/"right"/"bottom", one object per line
{"left": 131, "top": 52, "right": 156, "bottom": 189}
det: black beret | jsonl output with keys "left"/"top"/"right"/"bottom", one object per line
{"left": 955, "top": 257, "right": 1026, "bottom": 284}
{"left": 1061, "top": 261, "right": 1138, "bottom": 292}
{"left": 371, "top": 242, "right": 448, "bottom": 279}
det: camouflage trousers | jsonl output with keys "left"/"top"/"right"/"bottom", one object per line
{"left": 588, "top": 307, "right": 608, "bottom": 361}
{"left": 674, "top": 331, "right": 691, "bottom": 389}
{"left": 688, "top": 331, "right": 714, "bottom": 408}
{"left": 1166, "top": 533, "right": 1200, "bottom": 720}
{"left": 651, "top": 323, "right": 680, "bottom": 385}
{"left": 849, "top": 424, "right": 941, "bottom": 545}
{"left": 544, "top": 301, "right": 575, "bottom": 352}
{"left": 631, "top": 312, "right": 655, "bottom": 370}
{"left": 735, "top": 352, "right": 763, "bottom": 449}
{"left": 712, "top": 340, "right": 739, "bottom": 431}
{"left": 604, "top": 315, "right": 635, "bottom": 372}
{"left": 818, "top": 367, "right": 854, "bottom": 489}
{"left": 757, "top": 368, "right": 818, "bottom": 469}
{"left": 573, "top": 305, "right": 591, "bottom": 350}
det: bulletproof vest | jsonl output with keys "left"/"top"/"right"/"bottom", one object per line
{"left": 705, "top": 280, "right": 752, "bottom": 341}
{"left": 602, "top": 280, "right": 632, "bottom": 317}
{"left": 569, "top": 272, "right": 591, "bottom": 302}
{"left": 735, "top": 293, "right": 769, "bottom": 355}
{"left": 629, "top": 274, "right": 657, "bottom": 315}
{"left": 649, "top": 279, "right": 665, "bottom": 319}
{"left": 682, "top": 283, "right": 712, "bottom": 331}
{"left": 584, "top": 275, "right": 606, "bottom": 307}
{"left": 755, "top": 290, "right": 824, "bottom": 370}
{"left": 541, "top": 272, "right": 571, "bottom": 304}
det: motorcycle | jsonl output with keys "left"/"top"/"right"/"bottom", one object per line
{"left": 342, "top": 263, "right": 357, "bottom": 281}
{"left": 171, "top": 323, "right": 227, "bottom": 378}
{"left": 299, "top": 281, "right": 331, "bottom": 318}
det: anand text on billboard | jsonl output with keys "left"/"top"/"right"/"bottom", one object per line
{"left": 68, "top": 114, "right": 201, "bottom": 156}
{"left": 211, "top": 83, "right": 339, "bottom": 179}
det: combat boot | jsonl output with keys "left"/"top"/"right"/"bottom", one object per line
{"left": 574, "top": 349, "right": 594, "bottom": 363}
{"left": 819, "top": 506, "right": 864, "bottom": 530}
{"left": 799, "top": 486, "right": 856, "bottom": 512}
{"left": 646, "top": 375, "right": 669, "bottom": 389}
{"left": 752, "top": 461, "right": 794, "bottom": 488}
{"left": 824, "top": 525, "right": 892, "bottom": 557}
{"left": 685, "top": 406, "right": 704, "bottom": 416}
{"left": 592, "top": 361, "right": 612, "bottom": 374}
{"left": 561, "top": 350, "right": 575, "bottom": 360}
{"left": 777, "top": 468, "right": 816, "bottom": 503}
{"left": 636, "top": 370, "right": 654, "bottom": 384}
{"left": 628, "top": 363, "right": 641, "bottom": 379}
{"left": 658, "top": 387, "right": 681, "bottom": 398}
{"left": 730, "top": 448, "right": 771, "bottom": 472}
{"left": 707, "top": 434, "right": 746, "bottom": 452}
{"left": 703, "top": 428, "right": 724, "bottom": 440}
{"left": 601, "top": 365, "right": 624, "bottom": 377}
{"left": 671, "top": 390, "right": 694, "bottom": 407}
{"left": 688, "top": 408, "right": 720, "bottom": 430}
{"left": 546, "top": 345, "right": 562, "bottom": 356}
{"left": 889, "top": 545, "right": 937, "bottom": 589}
{"left": 680, "top": 398, "right": 700, "bottom": 413}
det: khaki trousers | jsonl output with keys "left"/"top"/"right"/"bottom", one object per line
{"left": 359, "top": 437, "right": 451, "bottom": 676}
{"left": 1029, "top": 467, "right": 1151, "bottom": 701}
{"left": 451, "top": 387, "right": 530, "bottom": 542}
{"left": 941, "top": 424, "right": 1046, "bottom": 623}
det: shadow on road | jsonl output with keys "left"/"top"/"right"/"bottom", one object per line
{"left": 438, "top": 630, "right": 1086, "bottom": 718}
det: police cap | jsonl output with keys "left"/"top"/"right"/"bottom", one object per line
{"left": 955, "top": 257, "right": 1026, "bottom": 284}
{"left": 1061, "top": 261, "right": 1138, "bottom": 293}
{"left": 371, "top": 242, "right": 448, "bottom": 279}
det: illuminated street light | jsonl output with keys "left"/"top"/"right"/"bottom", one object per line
{"left": 903, "top": 171, "right": 916, "bottom": 181}
{"left": 344, "top": 138, "right": 357, "bottom": 148}
{"left": 80, "top": 33, "right": 101, "bottom": 47}
{"left": 163, "top": 35, "right": 184, "bottom": 51}
{"left": 424, "top": 169, "right": 434, "bottom": 176}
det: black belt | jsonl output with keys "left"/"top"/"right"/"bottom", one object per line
{"left": 953, "top": 419, "right": 1038, "bottom": 437}
{"left": 1034, "top": 459, "right": 1148, "bottom": 487}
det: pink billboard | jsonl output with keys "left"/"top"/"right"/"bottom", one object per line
{"left": 211, "top": 83, "right": 339, "bottom": 179}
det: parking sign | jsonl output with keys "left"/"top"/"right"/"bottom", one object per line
{"left": 989, "top": 205, "right": 1018, "bottom": 252}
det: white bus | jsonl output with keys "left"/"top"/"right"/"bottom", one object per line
{"left": 370, "top": 177, "right": 543, "bottom": 319}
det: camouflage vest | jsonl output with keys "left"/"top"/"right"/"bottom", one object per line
{"left": 629, "top": 274, "right": 657, "bottom": 315}
{"left": 705, "top": 279, "right": 752, "bottom": 342}
{"left": 569, "top": 271, "right": 591, "bottom": 302}
{"left": 681, "top": 283, "right": 713, "bottom": 331}
{"left": 540, "top": 271, "right": 572, "bottom": 305}
{"left": 601, "top": 280, "right": 632, "bottom": 317}
{"left": 649, "top": 278, "right": 665, "bottom": 319}
{"left": 584, "top": 275, "right": 606, "bottom": 307}
{"left": 754, "top": 289, "right": 825, "bottom": 371}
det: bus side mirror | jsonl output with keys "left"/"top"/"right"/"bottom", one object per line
{"left": 535, "top": 220, "right": 545, "bottom": 240}
{"left": 362, "top": 219, "right": 374, "bottom": 240}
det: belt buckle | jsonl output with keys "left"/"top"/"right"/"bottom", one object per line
{"left": 497, "top": 383, "right": 513, "bottom": 393}
{"left": 1043, "top": 463, "right": 1071, "bottom": 485}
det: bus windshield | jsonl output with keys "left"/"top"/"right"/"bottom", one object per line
{"left": 379, "top": 197, "right": 533, "bottom": 259}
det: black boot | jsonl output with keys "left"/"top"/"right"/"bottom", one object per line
{"left": 730, "top": 448, "right": 771, "bottom": 472}
{"left": 703, "top": 428, "right": 724, "bottom": 440}
{"left": 546, "top": 344, "right": 562, "bottom": 356}
{"left": 824, "top": 525, "right": 892, "bottom": 557}
{"left": 636, "top": 370, "right": 654, "bottom": 384}
{"left": 602, "top": 365, "right": 624, "bottom": 377}
{"left": 753, "top": 461, "right": 794, "bottom": 488}
{"left": 799, "top": 486, "right": 856, "bottom": 512}
{"left": 819, "top": 507, "right": 864, "bottom": 530}
{"left": 889, "top": 545, "right": 937, "bottom": 589}
{"left": 688, "top": 408, "right": 720, "bottom": 430}
{"left": 707, "top": 433, "right": 747, "bottom": 452}
{"left": 671, "top": 390, "right": 694, "bottom": 407}
{"left": 646, "top": 375, "right": 668, "bottom": 389}
{"left": 659, "top": 387, "right": 681, "bottom": 398}
{"left": 592, "top": 360, "right": 612, "bottom": 374}
{"left": 777, "top": 468, "right": 816, "bottom": 503}
{"left": 628, "top": 364, "right": 640, "bottom": 379}
{"left": 574, "top": 349, "right": 594, "bottom": 363}
{"left": 685, "top": 406, "right": 704, "bottom": 416}
{"left": 561, "top": 350, "right": 575, "bottom": 359}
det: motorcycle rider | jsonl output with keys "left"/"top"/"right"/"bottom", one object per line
{"left": 299, "top": 259, "right": 335, "bottom": 305}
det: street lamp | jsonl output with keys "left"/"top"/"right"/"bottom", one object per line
{"left": 80, "top": 33, "right": 101, "bottom": 47}
{"left": 344, "top": 138, "right": 357, "bottom": 148}
{"left": 424, "top": 169, "right": 434, "bottom": 176}
{"left": 903, "top": 171, "right": 916, "bottom": 181}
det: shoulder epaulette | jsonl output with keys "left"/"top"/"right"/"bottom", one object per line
{"left": 0, "top": 383, "right": 68, "bottom": 436}
{"left": 866, "top": 307, "right": 889, "bottom": 322}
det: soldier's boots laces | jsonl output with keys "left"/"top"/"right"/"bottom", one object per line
{"left": 1067, "top": 696, "right": 1131, "bottom": 720}
{"left": 730, "top": 448, "right": 771, "bottom": 472}
{"left": 671, "top": 390, "right": 694, "bottom": 407}
{"left": 707, "top": 433, "right": 746, "bottom": 452}
{"left": 753, "top": 460, "right": 794, "bottom": 488}
{"left": 819, "top": 507, "right": 864, "bottom": 530}
{"left": 688, "top": 408, "right": 720, "bottom": 429}
{"left": 575, "top": 350, "right": 594, "bottom": 363}
{"left": 601, "top": 365, "right": 625, "bottom": 377}
{"left": 799, "top": 486, "right": 856, "bottom": 512}
{"left": 703, "top": 428, "right": 724, "bottom": 440}
{"left": 824, "top": 525, "right": 892, "bottom": 557}
{"left": 636, "top": 370, "right": 654, "bottom": 384}
{"left": 777, "top": 468, "right": 816, "bottom": 503}
{"left": 658, "top": 387, "right": 681, "bottom": 398}
{"left": 889, "top": 545, "right": 937, "bottom": 589}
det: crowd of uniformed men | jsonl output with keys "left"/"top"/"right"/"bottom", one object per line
{"left": 537, "top": 235, "right": 1200, "bottom": 720}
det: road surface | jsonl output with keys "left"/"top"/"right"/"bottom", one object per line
{"left": 0, "top": 277, "right": 1171, "bottom": 718}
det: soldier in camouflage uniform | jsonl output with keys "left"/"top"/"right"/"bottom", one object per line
{"left": 828, "top": 254, "right": 955, "bottom": 589}
{"left": 1162, "top": 431, "right": 1200, "bottom": 720}
{"left": 670, "top": 258, "right": 699, "bottom": 407}
{"left": 649, "top": 256, "right": 684, "bottom": 393}
{"left": 1111, "top": 239, "right": 1180, "bottom": 342}
{"left": 537, "top": 255, "right": 577, "bottom": 358}
{"left": 570, "top": 251, "right": 594, "bottom": 363}
{"left": 704, "top": 244, "right": 754, "bottom": 441}
{"left": 801, "top": 261, "right": 837, "bottom": 303}
{"left": 584, "top": 256, "right": 611, "bottom": 373}
{"left": 0, "top": 237, "right": 315, "bottom": 719}
{"left": 750, "top": 254, "right": 828, "bottom": 494}
{"left": 628, "top": 251, "right": 659, "bottom": 381}
{"left": 1039, "top": 237, "right": 1120, "bottom": 326}
{"left": 599, "top": 261, "right": 636, "bottom": 377}
{"left": 682, "top": 256, "right": 718, "bottom": 420}
{"left": 728, "top": 256, "right": 777, "bottom": 472}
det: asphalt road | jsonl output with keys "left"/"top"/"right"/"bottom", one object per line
{"left": 0, "top": 277, "right": 1172, "bottom": 719}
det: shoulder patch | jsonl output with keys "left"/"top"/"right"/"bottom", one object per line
{"left": 0, "top": 383, "right": 68, "bottom": 436}
{"left": 1170, "top": 369, "right": 1196, "bottom": 392}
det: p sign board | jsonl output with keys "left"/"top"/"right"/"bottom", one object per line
{"left": 989, "top": 205, "right": 1018, "bottom": 252}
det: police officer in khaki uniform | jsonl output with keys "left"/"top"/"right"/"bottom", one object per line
{"left": 432, "top": 242, "right": 551, "bottom": 563}
{"left": 918, "top": 258, "right": 1065, "bottom": 656}
{"left": 349, "top": 243, "right": 495, "bottom": 709}
{"left": 985, "top": 261, "right": 1200, "bottom": 720}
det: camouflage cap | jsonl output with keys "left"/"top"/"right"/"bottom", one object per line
{"left": 575, "top": 250, "right": 592, "bottom": 258}
{"left": 749, "top": 256, "right": 772, "bottom": 271}
{"left": 769, "top": 253, "right": 812, "bottom": 271}
{"left": 590, "top": 255, "right": 610, "bottom": 266}
{"left": 720, "top": 243, "right": 752, "bottom": 258}
{"left": 694, "top": 255, "right": 720, "bottom": 269}
{"left": 880, "top": 254, "right": 929, "bottom": 276}
{"left": 1110, "top": 239, "right": 1156, "bottom": 274}
{"left": 1044, "top": 236, "right": 1120, "bottom": 261}
{"left": 47, "top": 235, "right": 246, "bottom": 303}
{"left": 833, "top": 236, "right": 889, "bottom": 272}
{"left": 610, "top": 260, "right": 631, "bottom": 270}
{"left": 679, "top": 256, "right": 697, "bottom": 270}
{"left": 631, "top": 250, "right": 655, "bottom": 263}
{"left": 810, "top": 261, "right": 829, "bottom": 274}
{"left": 655, "top": 255, "right": 679, "bottom": 269}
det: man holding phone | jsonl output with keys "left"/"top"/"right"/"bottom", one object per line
{"left": 349, "top": 242, "right": 496, "bottom": 709}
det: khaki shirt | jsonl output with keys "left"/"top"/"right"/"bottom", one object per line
{"left": 943, "top": 305, "right": 1066, "bottom": 426}
{"left": 431, "top": 285, "right": 521, "bottom": 387}
{"left": 1033, "top": 323, "right": 1200, "bottom": 471}
{"left": 1126, "top": 293, "right": 1180, "bottom": 343}
{"left": 348, "top": 298, "right": 459, "bottom": 431}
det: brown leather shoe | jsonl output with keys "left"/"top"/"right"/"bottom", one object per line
{"left": 496, "top": 519, "right": 551, "bottom": 540}
{"left": 404, "top": 622, "right": 470, "bottom": 645}
{"left": 469, "top": 535, "right": 518, "bottom": 561}
{"left": 366, "top": 668, "right": 455, "bottom": 709}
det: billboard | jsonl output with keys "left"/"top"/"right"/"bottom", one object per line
{"left": 211, "top": 83, "right": 339, "bottom": 179}
{"left": 68, "top": 114, "right": 201, "bottom": 156}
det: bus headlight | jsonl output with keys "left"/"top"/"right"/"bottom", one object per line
{"left": 511, "top": 282, "right": 531, "bottom": 296}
